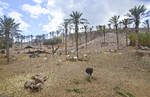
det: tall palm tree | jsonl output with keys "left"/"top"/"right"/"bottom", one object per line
{"left": 69, "top": 11, "right": 87, "bottom": 58}
{"left": 63, "top": 19, "right": 69, "bottom": 55}
{"left": 0, "top": 15, "right": 20, "bottom": 64}
{"left": 128, "top": 5, "right": 146, "bottom": 48}
{"left": 122, "top": 18, "right": 132, "bottom": 46}
{"left": 109, "top": 15, "right": 120, "bottom": 50}
{"left": 83, "top": 25, "right": 88, "bottom": 48}
{"left": 56, "top": 30, "right": 60, "bottom": 38}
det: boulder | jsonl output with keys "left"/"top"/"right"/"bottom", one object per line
{"left": 24, "top": 80, "right": 35, "bottom": 89}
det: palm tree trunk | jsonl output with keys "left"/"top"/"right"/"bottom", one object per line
{"left": 65, "top": 26, "right": 68, "bottom": 55}
{"left": 6, "top": 33, "right": 10, "bottom": 64}
{"left": 75, "top": 23, "right": 79, "bottom": 58}
{"left": 21, "top": 40, "right": 23, "bottom": 49}
{"left": 103, "top": 30, "right": 105, "bottom": 43}
{"left": 125, "top": 27, "right": 128, "bottom": 47}
{"left": 85, "top": 31, "right": 87, "bottom": 49}
{"left": 116, "top": 26, "right": 119, "bottom": 50}
{"left": 135, "top": 28, "right": 139, "bottom": 49}
{"left": 72, "top": 34, "right": 74, "bottom": 47}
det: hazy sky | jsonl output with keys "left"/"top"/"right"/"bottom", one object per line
{"left": 0, "top": 0, "right": 150, "bottom": 36}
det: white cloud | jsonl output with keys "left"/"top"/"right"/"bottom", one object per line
{"left": 22, "top": 4, "right": 49, "bottom": 18}
{"left": 8, "top": 11, "right": 30, "bottom": 31}
{"left": 22, "top": 0, "right": 150, "bottom": 33}
{"left": 0, "top": 1, "right": 9, "bottom": 16}
{"left": 0, "top": 0, "right": 8, "bottom": 9}
{"left": 0, "top": 8, "right": 4, "bottom": 16}
{"left": 47, "top": 0, "right": 55, "bottom": 7}
{"left": 43, "top": 9, "right": 65, "bottom": 32}
{"left": 32, "top": 0, "right": 43, "bottom": 4}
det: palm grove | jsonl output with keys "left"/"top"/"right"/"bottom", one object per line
{"left": 0, "top": 5, "right": 150, "bottom": 64}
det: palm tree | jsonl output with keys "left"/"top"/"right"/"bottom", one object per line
{"left": 108, "top": 23, "right": 111, "bottom": 30}
{"left": 20, "top": 35, "right": 25, "bottom": 49}
{"left": 69, "top": 11, "right": 87, "bottom": 58}
{"left": 83, "top": 25, "right": 88, "bottom": 48}
{"left": 56, "top": 30, "right": 60, "bottom": 38}
{"left": 0, "top": 15, "right": 20, "bottom": 64}
{"left": 96, "top": 25, "right": 103, "bottom": 43}
{"left": 26, "top": 35, "right": 30, "bottom": 45}
{"left": 89, "top": 26, "right": 93, "bottom": 41}
{"left": 122, "top": 18, "right": 132, "bottom": 46}
{"left": 63, "top": 19, "right": 69, "bottom": 55}
{"left": 128, "top": 5, "right": 146, "bottom": 48}
{"left": 143, "top": 19, "right": 149, "bottom": 32}
{"left": 109, "top": 15, "right": 120, "bottom": 50}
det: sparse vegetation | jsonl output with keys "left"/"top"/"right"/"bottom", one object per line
{"left": 73, "top": 79, "right": 80, "bottom": 85}
{"left": 43, "top": 38, "right": 62, "bottom": 45}
{"left": 114, "top": 87, "right": 135, "bottom": 97}
{"left": 129, "top": 33, "right": 150, "bottom": 47}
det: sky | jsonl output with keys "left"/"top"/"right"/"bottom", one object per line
{"left": 0, "top": 0, "right": 150, "bottom": 36}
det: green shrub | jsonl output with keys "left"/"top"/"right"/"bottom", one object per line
{"left": 129, "top": 33, "right": 150, "bottom": 47}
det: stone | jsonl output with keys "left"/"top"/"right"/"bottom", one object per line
{"left": 24, "top": 80, "right": 35, "bottom": 89}
{"left": 139, "top": 46, "right": 149, "bottom": 50}
{"left": 24, "top": 74, "right": 48, "bottom": 92}
{"left": 31, "top": 83, "right": 44, "bottom": 92}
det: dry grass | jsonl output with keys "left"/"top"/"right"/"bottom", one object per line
{"left": 0, "top": 47, "right": 150, "bottom": 97}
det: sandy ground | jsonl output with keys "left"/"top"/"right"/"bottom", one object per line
{"left": 0, "top": 33, "right": 150, "bottom": 97}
